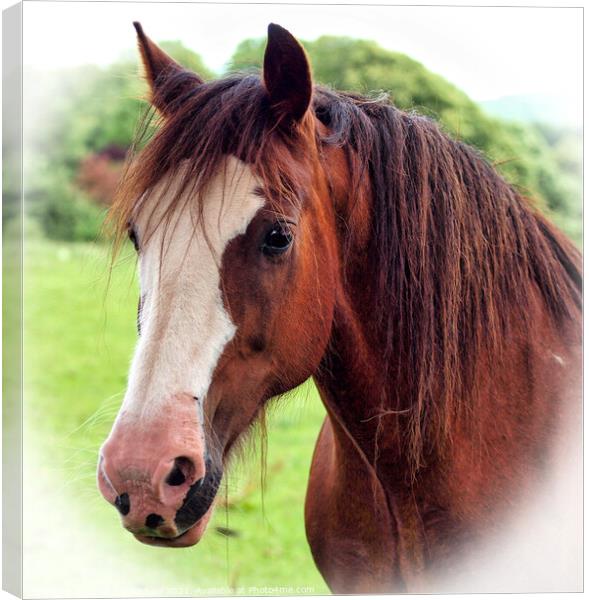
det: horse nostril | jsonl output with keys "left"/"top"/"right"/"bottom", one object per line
{"left": 145, "top": 513, "right": 164, "bottom": 529}
{"left": 165, "top": 456, "right": 194, "bottom": 487}
{"left": 166, "top": 464, "right": 186, "bottom": 486}
{"left": 115, "top": 493, "right": 130, "bottom": 516}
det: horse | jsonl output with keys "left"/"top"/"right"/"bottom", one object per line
{"left": 97, "top": 22, "right": 582, "bottom": 592}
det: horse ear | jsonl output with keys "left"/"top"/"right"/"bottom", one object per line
{"left": 133, "top": 21, "right": 203, "bottom": 115}
{"left": 263, "top": 24, "right": 312, "bottom": 124}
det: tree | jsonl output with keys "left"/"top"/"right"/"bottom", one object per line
{"left": 28, "top": 41, "right": 214, "bottom": 241}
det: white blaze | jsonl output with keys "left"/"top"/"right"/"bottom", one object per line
{"left": 117, "top": 156, "right": 264, "bottom": 424}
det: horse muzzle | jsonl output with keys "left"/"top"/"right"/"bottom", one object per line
{"left": 131, "top": 458, "right": 223, "bottom": 548}
{"left": 97, "top": 393, "right": 223, "bottom": 547}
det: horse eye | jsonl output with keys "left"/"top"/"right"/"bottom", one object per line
{"left": 128, "top": 226, "right": 139, "bottom": 252}
{"left": 262, "top": 223, "right": 293, "bottom": 256}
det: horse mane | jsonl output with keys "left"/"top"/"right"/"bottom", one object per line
{"left": 312, "top": 87, "right": 581, "bottom": 467}
{"left": 110, "top": 71, "right": 582, "bottom": 473}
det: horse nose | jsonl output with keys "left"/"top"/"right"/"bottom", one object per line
{"left": 97, "top": 394, "right": 208, "bottom": 539}
{"left": 98, "top": 446, "right": 206, "bottom": 535}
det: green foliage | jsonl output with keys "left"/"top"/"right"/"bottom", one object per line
{"left": 29, "top": 167, "right": 106, "bottom": 242}
{"left": 28, "top": 41, "right": 213, "bottom": 242}
{"left": 531, "top": 122, "right": 582, "bottom": 244}
{"left": 159, "top": 40, "right": 215, "bottom": 79}
{"left": 34, "top": 42, "right": 213, "bottom": 166}
{"left": 229, "top": 36, "right": 581, "bottom": 244}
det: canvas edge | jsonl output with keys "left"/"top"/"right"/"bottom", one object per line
{"left": 2, "top": 2, "right": 23, "bottom": 598}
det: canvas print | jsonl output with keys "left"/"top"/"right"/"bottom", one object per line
{"left": 2, "top": 2, "right": 583, "bottom": 597}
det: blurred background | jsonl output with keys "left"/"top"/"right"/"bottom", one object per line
{"left": 17, "top": 2, "right": 581, "bottom": 597}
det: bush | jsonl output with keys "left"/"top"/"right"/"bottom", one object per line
{"left": 29, "top": 172, "right": 106, "bottom": 242}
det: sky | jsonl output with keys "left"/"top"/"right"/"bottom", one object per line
{"left": 23, "top": 1, "right": 582, "bottom": 104}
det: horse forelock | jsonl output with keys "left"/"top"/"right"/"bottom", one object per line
{"left": 108, "top": 73, "right": 315, "bottom": 256}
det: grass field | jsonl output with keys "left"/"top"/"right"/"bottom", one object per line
{"left": 22, "top": 237, "right": 329, "bottom": 596}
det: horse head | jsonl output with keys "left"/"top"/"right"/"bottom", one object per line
{"left": 97, "top": 23, "right": 343, "bottom": 547}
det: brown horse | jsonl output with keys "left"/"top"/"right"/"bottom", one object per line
{"left": 97, "top": 22, "right": 582, "bottom": 592}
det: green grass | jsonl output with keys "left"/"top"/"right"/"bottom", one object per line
{"left": 23, "top": 237, "right": 329, "bottom": 595}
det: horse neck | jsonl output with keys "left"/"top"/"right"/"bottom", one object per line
{"left": 313, "top": 158, "right": 408, "bottom": 467}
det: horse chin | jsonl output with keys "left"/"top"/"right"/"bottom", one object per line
{"left": 133, "top": 508, "right": 213, "bottom": 548}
